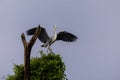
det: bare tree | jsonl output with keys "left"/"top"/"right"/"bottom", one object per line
{"left": 21, "top": 25, "right": 41, "bottom": 80}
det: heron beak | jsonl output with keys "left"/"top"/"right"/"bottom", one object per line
{"left": 53, "top": 25, "right": 57, "bottom": 29}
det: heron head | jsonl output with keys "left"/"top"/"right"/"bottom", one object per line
{"left": 53, "top": 25, "right": 57, "bottom": 30}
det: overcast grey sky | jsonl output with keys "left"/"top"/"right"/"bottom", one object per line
{"left": 0, "top": 0, "right": 120, "bottom": 80}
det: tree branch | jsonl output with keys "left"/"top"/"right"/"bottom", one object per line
{"left": 28, "top": 25, "right": 41, "bottom": 50}
{"left": 21, "top": 33, "right": 27, "bottom": 49}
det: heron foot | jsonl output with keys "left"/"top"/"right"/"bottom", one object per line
{"left": 47, "top": 47, "right": 52, "bottom": 53}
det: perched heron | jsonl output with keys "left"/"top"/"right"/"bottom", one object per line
{"left": 26, "top": 25, "right": 78, "bottom": 51}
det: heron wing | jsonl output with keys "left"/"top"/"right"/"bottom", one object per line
{"left": 56, "top": 31, "right": 78, "bottom": 42}
{"left": 26, "top": 27, "right": 50, "bottom": 43}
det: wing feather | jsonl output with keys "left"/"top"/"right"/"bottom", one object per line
{"left": 26, "top": 27, "right": 50, "bottom": 43}
{"left": 56, "top": 31, "right": 77, "bottom": 42}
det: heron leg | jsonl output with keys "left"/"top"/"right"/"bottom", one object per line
{"left": 47, "top": 45, "right": 52, "bottom": 53}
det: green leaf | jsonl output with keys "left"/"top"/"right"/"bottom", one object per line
{"left": 6, "top": 51, "right": 67, "bottom": 80}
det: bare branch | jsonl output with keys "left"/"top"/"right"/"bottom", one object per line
{"left": 21, "top": 33, "right": 27, "bottom": 48}
{"left": 28, "top": 25, "right": 41, "bottom": 50}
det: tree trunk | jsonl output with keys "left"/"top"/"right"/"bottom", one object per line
{"left": 21, "top": 25, "right": 41, "bottom": 80}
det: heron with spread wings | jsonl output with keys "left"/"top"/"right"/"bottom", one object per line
{"left": 26, "top": 25, "right": 78, "bottom": 52}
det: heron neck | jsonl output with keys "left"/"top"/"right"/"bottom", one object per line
{"left": 52, "top": 28, "right": 57, "bottom": 40}
{"left": 53, "top": 29, "right": 57, "bottom": 36}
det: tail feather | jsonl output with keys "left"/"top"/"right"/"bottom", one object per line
{"left": 41, "top": 44, "right": 48, "bottom": 47}
{"left": 41, "top": 45, "right": 44, "bottom": 47}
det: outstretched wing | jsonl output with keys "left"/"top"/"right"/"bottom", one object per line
{"left": 56, "top": 31, "right": 78, "bottom": 42}
{"left": 26, "top": 27, "right": 50, "bottom": 43}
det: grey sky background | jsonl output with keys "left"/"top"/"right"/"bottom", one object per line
{"left": 0, "top": 0, "right": 120, "bottom": 80}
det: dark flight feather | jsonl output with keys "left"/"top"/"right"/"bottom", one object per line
{"left": 26, "top": 27, "right": 50, "bottom": 43}
{"left": 56, "top": 31, "right": 77, "bottom": 42}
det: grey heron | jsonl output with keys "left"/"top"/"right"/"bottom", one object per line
{"left": 26, "top": 25, "right": 78, "bottom": 51}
